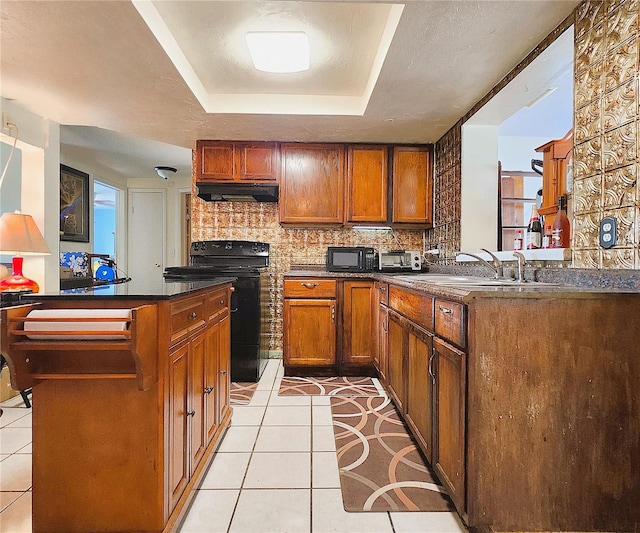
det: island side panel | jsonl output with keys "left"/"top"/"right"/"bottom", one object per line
{"left": 466, "top": 295, "right": 640, "bottom": 532}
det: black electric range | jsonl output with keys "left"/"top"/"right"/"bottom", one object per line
{"left": 164, "top": 240, "right": 270, "bottom": 382}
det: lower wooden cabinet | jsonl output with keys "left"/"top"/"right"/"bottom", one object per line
{"left": 387, "top": 309, "right": 407, "bottom": 413}
{"left": 284, "top": 298, "right": 337, "bottom": 368}
{"left": 284, "top": 277, "right": 377, "bottom": 375}
{"left": 169, "top": 342, "right": 189, "bottom": 509}
{"left": 406, "top": 324, "right": 434, "bottom": 463}
{"left": 342, "top": 280, "right": 376, "bottom": 368}
{"left": 433, "top": 337, "right": 466, "bottom": 512}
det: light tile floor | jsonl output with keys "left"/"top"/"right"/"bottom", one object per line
{"left": 0, "top": 359, "right": 468, "bottom": 533}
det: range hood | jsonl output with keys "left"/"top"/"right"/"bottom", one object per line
{"left": 196, "top": 182, "right": 279, "bottom": 202}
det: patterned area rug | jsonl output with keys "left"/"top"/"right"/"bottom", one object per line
{"left": 331, "top": 395, "right": 454, "bottom": 512}
{"left": 230, "top": 382, "right": 258, "bottom": 405}
{"left": 278, "top": 376, "right": 379, "bottom": 396}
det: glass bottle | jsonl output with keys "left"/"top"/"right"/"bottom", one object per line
{"left": 551, "top": 195, "right": 570, "bottom": 248}
{"left": 526, "top": 204, "right": 542, "bottom": 249}
{"left": 513, "top": 230, "right": 523, "bottom": 251}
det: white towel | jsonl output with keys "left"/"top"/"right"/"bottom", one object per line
{"left": 24, "top": 309, "right": 132, "bottom": 340}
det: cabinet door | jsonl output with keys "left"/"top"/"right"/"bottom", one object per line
{"left": 189, "top": 332, "right": 207, "bottom": 477}
{"left": 377, "top": 303, "right": 389, "bottom": 383}
{"left": 387, "top": 310, "right": 407, "bottom": 413}
{"left": 238, "top": 142, "right": 279, "bottom": 182}
{"left": 279, "top": 143, "right": 344, "bottom": 224}
{"left": 405, "top": 325, "right": 434, "bottom": 463}
{"left": 391, "top": 146, "right": 432, "bottom": 225}
{"left": 218, "top": 314, "right": 231, "bottom": 423}
{"left": 204, "top": 322, "right": 220, "bottom": 445}
{"left": 346, "top": 145, "right": 388, "bottom": 224}
{"left": 342, "top": 281, "right": 376, "bottom": 366}
{"left": 196, "top": 141, "right": 235, "bottom": 182}
{"left": 284, "top": 298, "right": 336, "bottom": 366}
{"left": 433, "top": 338, "right": 466, "bottom": 512}
{"left": 168, "top": 344, "right": 189, "bottom": 511}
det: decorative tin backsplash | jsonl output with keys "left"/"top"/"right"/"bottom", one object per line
{"left": 190, "top": 195, "right": 424, "bottom": 352}
{"left": 572, "top": 0, "right": 640, "bottom": 268}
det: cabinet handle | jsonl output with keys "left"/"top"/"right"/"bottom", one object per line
{"left": 379, "top": 286, "right": 386, "bottom": 292}
{"left": 219, "top": 299, "right": 225, "bottom": 305}
{"left": 220, "top": 369, "right": 227, "bottom": 375}
{"left": 438, "top": 306, "right": 453, "bottom": 315}
{"left": 301, "top": 282, "right": 318, "bottom": 289}
{"left": 383, "top": 317, "right": 387, "bottom": 332}
{"left": 187, "top": 410, "right": 196, "bottom": 417}
{"left": 331, "top": 305, "right": 335, "bottom": 324}
{"left": 204, "top": 386, "right": 214, "bottom": 394}
{"left": 428, "top": 349, "right": 436, "bottom": 385}
{"left": 188, "top": 312, "right": 197, "bottom": 319}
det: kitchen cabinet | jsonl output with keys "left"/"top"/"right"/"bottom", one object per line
{"left": 342, "top": 280, "right": 376, "bottom": 368}
{"left": 381, "top": 285, "right": 463, "bottom": 509}
{"left": 0, "top": 282, "right": 233, "bottom": 533}
{"left": 406, "top": 324, "right": 434, "bottom": 463}
{"left": 279, "top": 143, "right": 344, "bottom": 224}
{"left": 346, "top": 145, "right": 388, "bottom": 224}
{"left": 433, "top": 337, "right": 466, "bottom": 512}
{"left": 283, "top": 278, "right": 337, "bottom": 372}
{"left": 195, "top": 140, "right": 279, "bottom": 182}
{"left": 535, "top": 129, "right": 572, "bottom": 226}
{"left": 391, "top": 146, "right": 433, "bottom": 225}
{"left": 374, "top": 282, "right": 389, "bottom": 381}
{"left": 283, "top": 276, "right": 377, "bottom": 375}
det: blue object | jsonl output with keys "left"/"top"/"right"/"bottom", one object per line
{"left": 95, "top": 265, "right": 116, "bottom": 281}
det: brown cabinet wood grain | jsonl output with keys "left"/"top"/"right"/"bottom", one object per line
{"left": 406, "top": 324, "right": 434, "bottom": 463}
{"left": 279, "top": 143, "right": 344, "bottom": 224}
{"left": 374, "top": 282, "right": 389, "bottom": 381}
{"left": 387, "top": 309, "right": 407, "bottom": 413}
{"left": 535, "top": 130, "right": 572, "bottom": 224}
{"left": 346, "top": 145, "right": 388, "bottom": 224}
{"left": 434, "top": 298, "right": 466, "bottom": 348}
{"left": 284, "top": 298, "right": 336, "bottom": 368}
{"left": 391, "top": 146, "right": 433, "bottom": 225}
{"left": 0, "top": 283, "right": 234, "bottom": 533}
{"left": 433, "top": 337, "right": 466, "bottom": 513}
{"left": 196, "top": 140, "right": 279, "bottom": 182}
{"left": 342, "top": 280, "right": 376, "bottom": 367}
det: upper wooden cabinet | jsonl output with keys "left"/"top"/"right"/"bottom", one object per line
{"left": 279, "top": 143, "right": 345, "bottom": 225}
{"left": 196, "top": 141, "right": 279, "bottom": 182}
{"left": 535, "top": 129, "right": 572, "bottom": 225}
{"left": 391, "top": 146, "right": 433, "bottom": 225}
{"left": 346, "top": 145, "right": 388, "bottom": 224}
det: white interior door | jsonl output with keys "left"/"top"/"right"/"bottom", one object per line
{"left": 127, "top": 189, "right": 166, "bottom": 288}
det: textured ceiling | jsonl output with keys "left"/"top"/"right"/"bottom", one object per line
{"left": 0, "top": 0, "right": 580, "bottom": 180}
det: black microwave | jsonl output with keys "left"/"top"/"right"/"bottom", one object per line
{"left": 326, "top": 246, "right": 376, "bottom": 273}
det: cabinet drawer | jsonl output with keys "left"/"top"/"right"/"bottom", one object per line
{"left": 388, "top": 286, "right": 434, "bottom": 331}
{"left": 284, "top": 279, "right": 337, "bottom": 299}
{"left": 434, "top": 299, "right": 466, "bottom": 348}
{"left": 170, "top": 296, "right": 206, "bottom": 345}
{"left": 206, "top": 288, "right": 229, "bottom": 320}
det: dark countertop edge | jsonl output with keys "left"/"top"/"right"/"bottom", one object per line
{"left": 20, "top": 278, "right": 236, "bottom": 302}
{"left": 284, "top": 270, "right": 640, "bottom": 302}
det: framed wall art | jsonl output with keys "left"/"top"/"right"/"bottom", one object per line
{"left": 60, "top": 164, "right": 90, "bottom": 242}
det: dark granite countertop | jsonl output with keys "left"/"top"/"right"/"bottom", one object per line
{"left": 18, "top": 278, "right": 236, "bottom": 302}
{"left": 285, "top": 269, "right": 639, "bottom": 302}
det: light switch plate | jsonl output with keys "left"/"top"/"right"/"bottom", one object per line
{"left": 599, "top": 216, "right": 617, "bottom": 249}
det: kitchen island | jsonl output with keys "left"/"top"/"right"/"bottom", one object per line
{"left": 284, "top": 269, "right": 640, "bottom": 532}
{"left": 0, "top": 279, "right": 234, "bottom": 533}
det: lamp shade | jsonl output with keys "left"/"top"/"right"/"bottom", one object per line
{"left": 0, "top": 211, "right": 51, "bottom": 255}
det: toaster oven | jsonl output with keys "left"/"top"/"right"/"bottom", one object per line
{"left": 378, "top": 250, "right": 421, "bottom": 272}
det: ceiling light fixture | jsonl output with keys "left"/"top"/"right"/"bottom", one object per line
{"left": 245, "top": 32, "right": 309, "bottom": 73}
{"left": 154, "top": 166, "right": 177, "bottom": 179}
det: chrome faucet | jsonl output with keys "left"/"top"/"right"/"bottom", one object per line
{"left": 456, "top": 251, "right": 502, "bottom": 279}
{"left": 480, "top": 248, "right": 504, "bottom": 279}
{"left": 512, "top": 251, "right": 527, "bottom": 282}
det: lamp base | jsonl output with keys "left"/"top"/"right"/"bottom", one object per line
{"left": 0, "top": 256, "right": 40, "bottom": 293}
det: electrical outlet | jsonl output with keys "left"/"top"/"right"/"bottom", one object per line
{"left": 599, "top": 216, "right": 617, "bottom": 249}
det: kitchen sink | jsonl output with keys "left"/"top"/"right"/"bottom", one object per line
{"left": 394, "top": 274, "right": 559, "bottom": 287}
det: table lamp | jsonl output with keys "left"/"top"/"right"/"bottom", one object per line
{"left": 0, "top": 211, "right": 51, "bottom": 293}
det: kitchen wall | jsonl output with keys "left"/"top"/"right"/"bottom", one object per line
{"left": 190, "top": 195, "right": 424, "bottom": 353}
{"left": 431, "top": 0, "right": 640, "bottom": 269}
